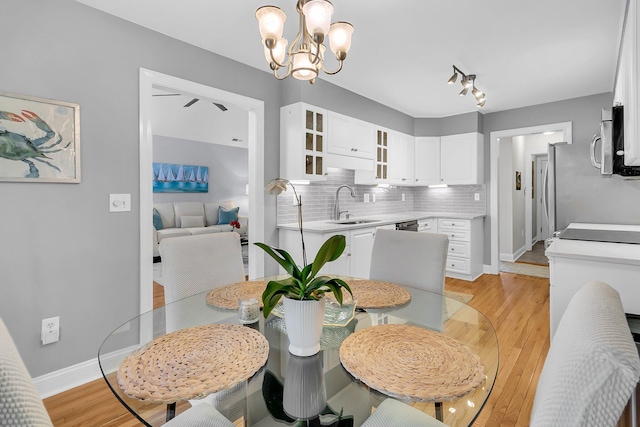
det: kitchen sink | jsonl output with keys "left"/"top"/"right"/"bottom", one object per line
{"left": 328, "top": 218, "right": 380, "bottom": 225}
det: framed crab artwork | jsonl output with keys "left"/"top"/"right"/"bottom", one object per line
{"left": 0, "top": 91, "right": 80, "bottom": 183}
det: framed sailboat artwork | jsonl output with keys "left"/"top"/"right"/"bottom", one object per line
{"left": 153, "top": 162, "right": 208, "bottom": 193}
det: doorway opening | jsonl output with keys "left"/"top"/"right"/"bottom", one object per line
{"left": 489, "top": 122, "right": 572, "bottom": 275}
{"left": 139, "top": 69, "right": 265, "bottom": 314}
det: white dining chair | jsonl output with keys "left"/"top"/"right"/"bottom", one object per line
{"left": 369, "top": 229, "right": 449, "bottom": 294}
{"left": 530, "top": 281, "right": 640, "bottom": 426}
{"left": 0, "top": 317, "right": 54, "bottom": 427}
{"left": 361, "top": 398, "right": 446, "bottom": 427}
{"left": 158, "top": 232, "right": 246, "bottom": 305}
{"left": 164, "top": 402, "right": 235, "bottom": 427}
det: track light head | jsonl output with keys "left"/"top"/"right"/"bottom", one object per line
{"left": 449, "top": 65, "right": 485, "bottom": 107}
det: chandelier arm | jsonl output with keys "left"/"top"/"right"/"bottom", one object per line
{"left": 307, "top": 38, "right": 323, "bottom": 66}
{"left": 320, "top": 59, "right": 344, "bottom": 75}
{"left": 272, "top": 63, "right": 293, "bottom": 80}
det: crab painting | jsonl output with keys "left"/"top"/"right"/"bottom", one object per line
{"left": 0, "top": 110, "right": 72, "bottom": 178}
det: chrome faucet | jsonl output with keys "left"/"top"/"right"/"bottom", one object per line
{"left": 334, "top": 184, "right": 356, "bottom": 220}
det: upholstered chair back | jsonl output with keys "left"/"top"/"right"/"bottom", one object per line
{"left": 0, "top": 317, "right": 53, "bottom": 427}
{"left": 369, "top": 229, "right": 449, "bottom": 294}
{"left": 530, "top": 281, "right": 640, "bottom": 426}
{"left": 159, "top": 232, "right": 245, "bottom": 305}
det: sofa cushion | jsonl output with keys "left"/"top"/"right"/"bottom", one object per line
{"left": 180, "top": 215, "right": 205, "bottom": 228}
{"left": 152, "top": 208, "right": 164, "bottom": 230}
{"left": 189, "top": 227, "right": 223, "bottom": 236}
{"left": 174, "top": 202, "right": 205, "bottom": 228}
{"left": 218, "top": 206, "right": 239, "bottom": 224}
{"left": 205, "top": 201, "right": 235, "bottom": 226}
{"left": 154, "top": 203, "right": 176, "bottom": 228}
{"left": 157, "top": 228, "right": 191, "bottom": 243}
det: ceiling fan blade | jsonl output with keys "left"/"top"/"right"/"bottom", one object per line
{"left": 184, "top": 98, "right": 199, "bottom": 107}
{"left": 213, "top": 102, "right": 228, "bottom": 112}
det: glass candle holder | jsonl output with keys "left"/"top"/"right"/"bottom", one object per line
{"left": 238, "top": 298, "right": 260, "bottom": 324}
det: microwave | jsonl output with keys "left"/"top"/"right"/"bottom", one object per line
{"left": 591, "top": 105, "right": 640, "bottom": 177}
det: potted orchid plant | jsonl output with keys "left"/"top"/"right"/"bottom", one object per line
{"left": 255, "top": 178, "right": 352, "bottom": 356}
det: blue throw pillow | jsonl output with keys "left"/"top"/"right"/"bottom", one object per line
{"left": 152, "top": 208, "right": 163, "bottom": 230}
{"left": 218, "top": 206, "right": 239, "bottom": 224}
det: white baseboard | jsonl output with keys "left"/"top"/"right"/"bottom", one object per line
{"left": 34, "top": 345, "right": 138, "bottom": 398}
{"left": 500, "top": 245, "right": 526, "bottom": 263}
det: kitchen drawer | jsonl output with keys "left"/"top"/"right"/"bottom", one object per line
{"left": 438, "top": 219, "right": 470, "bottom": 230}
{"left": 440, "top": 230, "right": 470, "bottom": 242}
{"left": 445, "top": 256, "right": 470, "bottom": 274}
{"left": 448, "top": 241, "right": 470, "bottom": 258}
{"left": 418, "top": 218, "right": 436, "bottom": 232}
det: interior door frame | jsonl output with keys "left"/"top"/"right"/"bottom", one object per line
{"left": 524, "top": 149, "right": 547, "bottom": 251}
{"left": 139, "top": 68, "right": 265, "bottom": 314}
{"left": 489, "top": 122, "right": 572, "bottom": 274}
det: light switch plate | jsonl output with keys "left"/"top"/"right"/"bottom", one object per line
{"left": 110, "top": 194, "right": 131, "bottom": 212}
{"left": 474, "top": 193, "right": 480, "bottom": 201}
{"left": 364, "top": 194, "right": 370, "bottom": 203}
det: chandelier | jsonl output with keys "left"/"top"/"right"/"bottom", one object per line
{"left": 447, "top": 65, "right": 486, "bottom": 107}
{"left": 255, "top": 0, "right": 354, "bottom": 83}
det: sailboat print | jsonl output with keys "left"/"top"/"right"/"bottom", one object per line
{"left": 187, "top": 168, "right": 196, "bottom": 182}
{"left": 202, "top": 169, "right": 208, "bottom": 183}
{"left": 175, "top": 165, "right": 186, "bottom": 182}
{"left": 165, "top": 166, "right": 176, "bottom": 182}
{"left": 196, "top": 167, "right": 203, "bottom": 182}
{"left": 156, "top": 166, "right": 166, "bottom": 182}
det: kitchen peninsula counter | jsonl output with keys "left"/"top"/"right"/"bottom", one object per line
{"left": 277, "top": 211, "right": 485, "bottom": 233}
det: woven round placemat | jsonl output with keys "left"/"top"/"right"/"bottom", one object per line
{"left": 117, "top": 324, "right": 269, "bottom": 403}
{"left": 330, "top": 280, "right": 411, "bottom": 309}
{"left": 339, "top": 324, "right": 485, "bottom": 402}
{"left": 205, "top": 281, "right": 268, "bottom": 309}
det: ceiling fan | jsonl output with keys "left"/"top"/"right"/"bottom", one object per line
{"left": 153, "top": 93, "right": 227, "bottom": 111}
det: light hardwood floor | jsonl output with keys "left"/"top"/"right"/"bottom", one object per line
{"left": 43, "top": 273, "right": 550, "bottom": 426}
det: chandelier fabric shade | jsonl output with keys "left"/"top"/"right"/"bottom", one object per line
{"left": 256, "top": 0, "right": 354, "bottom": 83}
{"left": 447, "top": 65, "right": 486, "bottom": 107}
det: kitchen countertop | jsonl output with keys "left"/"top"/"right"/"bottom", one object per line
{"left": 277, "top": 211, "right": 485, "bottom": 233}
{"left": 545, "top": 223, "right": 640, "bottom": 266}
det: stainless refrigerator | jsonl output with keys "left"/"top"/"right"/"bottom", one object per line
{"left": 546, "top": 142, "right": 640, "bottom": 238}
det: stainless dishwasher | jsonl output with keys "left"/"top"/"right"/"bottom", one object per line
{"left": 395, "top": 220, "right": 418, "bottom": 232}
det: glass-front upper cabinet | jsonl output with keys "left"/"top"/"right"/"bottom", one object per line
{"left": 375, "top": 129, "right": 388, "bottom": 182}
{"left": 281, "top": 103, "right": 327, "bottom": 181}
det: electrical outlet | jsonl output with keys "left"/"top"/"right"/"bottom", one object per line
{"left": 474, "top": 193, "right": 480, "bottom": 201}
{"left": 372, "top": 194, "right": 376, "bottom": 203}
{"left": 364, "top": 193, "right": 369, "bottom": 203}
{"left": 41, "top": 316, "right": 60, "bottom": 345}
{"left": 402, "top": 193, "right": 405, "bottom": 202}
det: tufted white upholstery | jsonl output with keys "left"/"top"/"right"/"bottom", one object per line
{"left": 530, "top": 281, "right": 640, "bottom": 426}
{"left": 158, "top": 232, "right": 246, "bottom": 305}
{"left": 369, "top": 229, "right": 449, "bottom": 294}
{"left": 0, "top": 317, "right": 53, "bottom": 426}
{"left": 164, "top": 402, "right": 235, "bottom": 427}
{"left": 361, "top": 398, "right": 447, "bottom": 427}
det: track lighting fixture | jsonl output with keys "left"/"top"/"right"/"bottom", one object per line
{"left": 447, "top": 65, "right": 486, "bottom": 107}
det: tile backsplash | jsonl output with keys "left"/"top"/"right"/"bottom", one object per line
{"left": 276, "top": 168, "right": 486, "bottom": 224}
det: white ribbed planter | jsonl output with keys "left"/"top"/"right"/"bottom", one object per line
{"left": 283, "top": 296, "right": 325, "bottom": 357}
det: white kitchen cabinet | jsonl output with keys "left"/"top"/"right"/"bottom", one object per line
{"left": 349, "top": 227, "right": 376, "bottom": 279}
{"left": 546, "top": 235, "right": 640, "bottom": 338}
{"left": 354, "top": 127, "right": 390, "bottom": 185}
{"left": 440, "top": 132, "right": 484, "bottom": 185}
{"left": 437, "top": 217, "right": 483, "bottom": 281}
{"left": 280, "top": 103, "right": 327, "bottom": 182}
{"left": 327, "top": 111, "right": 375, "bottom": 160}
{"left": 414, "top": 137, "right": 441, "bottom": 186}
{"left": 614, "top": 0, "right": 640, "bottom": 166}
{"left": 388, "top": 131, "right": 415, "bottom": 185}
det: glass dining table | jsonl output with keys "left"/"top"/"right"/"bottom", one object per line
{"left": 98, "top": 278, "right": 498, "bottom": 427}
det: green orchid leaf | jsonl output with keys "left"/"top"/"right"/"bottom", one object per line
{"left": 300, "top": 263, "right": 313, "bottom": 283}
{"left": 310, "top": 235, "right": 346, "bottom": 279}
{"left": 254, "top": 243, "right": 301, "bottom": 277}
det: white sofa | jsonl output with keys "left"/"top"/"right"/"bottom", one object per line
{"left": 153, "top": 201, "right": 248, "bottom": 257}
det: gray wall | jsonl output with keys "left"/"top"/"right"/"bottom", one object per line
{"left": 153, "top": 136, "right": 249, "bottom": 215}
{"left": 0, "top": 0, "right": 280, "bottom": 377}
